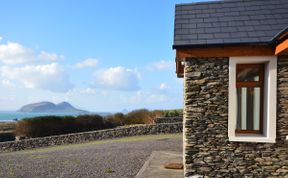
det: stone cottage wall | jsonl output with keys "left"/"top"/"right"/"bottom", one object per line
{"left": 184, "top": 58, "right": 288, "bottom": 178}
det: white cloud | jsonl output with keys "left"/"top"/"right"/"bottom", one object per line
{"left": 0, "top": 41, "right": 64, "bottom": 65}
{"left": 0, "top": 63, "right": 73, "bottom": 92}
{"left": 93, "top": 66, "right": 140, "bottom": 91}
{"left": 79, "top": 88, "right": 96, "bottom": 94}
{"left": 38, "top": 51, "right": 64, "bottom": 61}
{"left": 100, "top": 90, "right": 108, "bottom": 97}
{"left": 159, "top": 83, "right": 169, "bottom": 90}
{"left": 119, "top": 91, "right": 169, "bottom": 105}
{"left": 150, "top": 60, "right": 174, "bottom": 71}
{"left": 75, "top": 58, "right": 98, "bottom": 68}
{"left": 0, "top": 36, "right": 3, "bottom": 41}
{"left": 0, "top": 42, "right": 35, "bottom": 65}
{"left": 1, "top": 79, "right": 15, "bottom": 88}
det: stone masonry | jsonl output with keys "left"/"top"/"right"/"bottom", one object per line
{"left": 183, "top": 58, "right": 288, "bottom": 178}
{"left": 0, "top": 123, "right": 182, "bottom": 153}
{"left": 154, "top": 116, "right": 183, "bottom": 124}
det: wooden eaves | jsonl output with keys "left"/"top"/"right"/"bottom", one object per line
{"left": 175, "top": 34, "right": 288, "bottom": 78}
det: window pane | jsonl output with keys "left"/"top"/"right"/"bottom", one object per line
{"left": 237, "top": 67, "right": 260, "bottom": 81}
{"left": 236, "top": 87, "right": 260, "bottom": 131}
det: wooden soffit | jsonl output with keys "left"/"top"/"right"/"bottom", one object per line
{"left": 176, "top": 45, "right": 274, "bottom": 59}
{"left": 275, "top": 38, "right": 288, "bottom": 56}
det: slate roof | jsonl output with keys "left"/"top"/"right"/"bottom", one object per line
{"left": 173, "top": 0, "right": 288, "bottom": 48}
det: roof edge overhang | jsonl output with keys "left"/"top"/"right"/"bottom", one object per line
{"left": 174, "top": 44, "right": 275, "bottom": 78}
{"left": 173, "top": 26, "right": 288, "bottom": 50}
{"left": 271, "top": 26, "right": 288, "bottom": 45}
{"left": 172, "top": 42, "right": 270, "bottom": 50}
{"left": 273, "top": 26, "right": 288, "bottom": 56}
{"left": 173, "top": 26, "right": 288, "bottom": 78}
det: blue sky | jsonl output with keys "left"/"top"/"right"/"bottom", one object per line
{"left": 0, "top": 0, "right": 207, "bottom": 112}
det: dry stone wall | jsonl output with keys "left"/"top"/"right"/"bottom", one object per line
{"left": 0, "top": 123, "right": 182, "bottom": 153}
{"left": 154, "top": 116, "right": 183, "bottom": 124}
{"left": 184, "top": 58, "right": 288, "bottom": 178}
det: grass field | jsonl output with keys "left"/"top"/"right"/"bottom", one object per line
{"left": 0, "top": 122, "right": 16, "bottom": 133}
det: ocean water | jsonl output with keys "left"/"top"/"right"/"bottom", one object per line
{"left": 0, "top": 111, "right": 84, "bottom": 122}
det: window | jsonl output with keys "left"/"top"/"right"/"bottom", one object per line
{"left": 236, "top": 64, "right": 264, "bottom": 134}
{"left": 228, "top": 56, "right": 276, "bottom": 143}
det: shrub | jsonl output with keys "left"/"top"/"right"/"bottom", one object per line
{"left": 124, "top": 109, "right": 152, "bottom": 125}
{"left": 106, "top": 113, "right": 125, "bottom": 126}
{"left": 164, "top": 109, "right": 183, "bottom": 117}
{"left": 15, "top": 115, "right": 114, "bottom": 138}
{"left": 105, "top": 109, "right": 183, "bottom": 126}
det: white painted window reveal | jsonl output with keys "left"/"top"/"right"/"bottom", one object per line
{"left": 228, "top": 56, "right": 277, "bottom": 143}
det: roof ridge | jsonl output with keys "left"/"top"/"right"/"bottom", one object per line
{"left": 176, "top": 0, "right": 274, "bottom": 7}
{"left": 175, "top": 0, "right": 223, "bottom": 7}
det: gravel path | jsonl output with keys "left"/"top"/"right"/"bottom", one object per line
{"left": 0, "top": 134, "right": 182, "bottom": 178}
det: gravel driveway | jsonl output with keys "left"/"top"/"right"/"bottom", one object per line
{"left": 0, "top": 134, "right": 182, "bottom": 178}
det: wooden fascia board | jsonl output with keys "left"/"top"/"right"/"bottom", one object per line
{"left": 275, "top": 38, "right": 288, "bottom": 55}
{"left": 176, "top": 45, "right": 274, "bottom": 59}
{"left": 175, "top": 45, "right": 275, "bottom": 78}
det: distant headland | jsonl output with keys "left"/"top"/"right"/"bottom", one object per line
{"left": 19, "top": 101, "right": 88, "bottom": 113}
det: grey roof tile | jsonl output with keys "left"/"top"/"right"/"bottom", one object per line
{"left": 178, "top": 34, "right": 198, "bottom": 40}
{"left": 204, "top": 27, "right": 221, "bottom": 33}
{"left": 174, "top": 28, "right": 190, "bottom": 34}
{"left": 182, "top": 24, "right": 197, "bottom": 29}
{"left": 223, "top": 38, "right": 242, "bottom": 43}
{"left": 198, "top": 33, "right": 214, "bottom": 39}
{"left": 203, "top": 17, "right": 219, "bottom": 23}
{"left": 237, "top": 26, "right": 255, "bottom": 32}
{"left": 232, "top": 32, "right": 248, "bottom": 38}
{"left": 173, "top": 0, "right": 288, "bottom": 47}
{"left": 212, "top": 22, "right": 229, "bottom": 27}
{"left": 228, "top": 21, "right": 245, "bottom": 26}
{"left": 189, "top": 39, "right": 207, "bottom": 44}
{"left": 240, "top": 37, "right": 260, "bottom": 43}
{"left": 206, "top": 39, "right": 224, "bottom": 44}
{"left": 213, "top": 13, "right": 225, "bottom": 17}
{"left": 247, "top": 31, "right": 267, "bottom": 37}
{"left": 214, "top": 33, "right": 231, "bottom": 38}
{"left": 220, "top": 26, "right": 238, "bottom": 33}
{"left": 196, "top": 13, "right": 210, "bottom": 18}
{"left": 244, "top": 21, "right": 260, "bottom": 26}
{"left": 197, "top": 23, "right": 212, "bottom": 28}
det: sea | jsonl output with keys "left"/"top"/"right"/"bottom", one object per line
{"left": 0, "top": 111, "right": 109, "bottom": 122}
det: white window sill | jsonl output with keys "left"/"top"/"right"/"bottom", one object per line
{"left": 229, "top": 135, "right": 276, "bottom": 143}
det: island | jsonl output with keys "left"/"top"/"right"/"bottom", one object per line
{"left": 19, "top": 101, "right": 88, "bottom": 113}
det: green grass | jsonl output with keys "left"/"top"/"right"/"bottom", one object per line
{"left": 1, "top": 133, "right": 182, "bottom": 155}
{"left": 106, "top": 168, "right": 115, "bottom": 173}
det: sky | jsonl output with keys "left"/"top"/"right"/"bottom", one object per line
{"left": 0, "top": 0, "right": 208, "bottom": 112}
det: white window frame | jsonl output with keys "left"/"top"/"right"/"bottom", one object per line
{"left": 228, "top": 56, "right": 277, "bottom": 143}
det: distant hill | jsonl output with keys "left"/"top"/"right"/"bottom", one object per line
{"left": 19, "top": 101, "right": 88, "bottom": 113}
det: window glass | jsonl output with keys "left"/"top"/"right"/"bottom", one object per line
{"left": 236, "top": 87, "right": 260, "bottom": 131}
{"left": 237, "top": 67, "right": 260, "bottom": 82}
